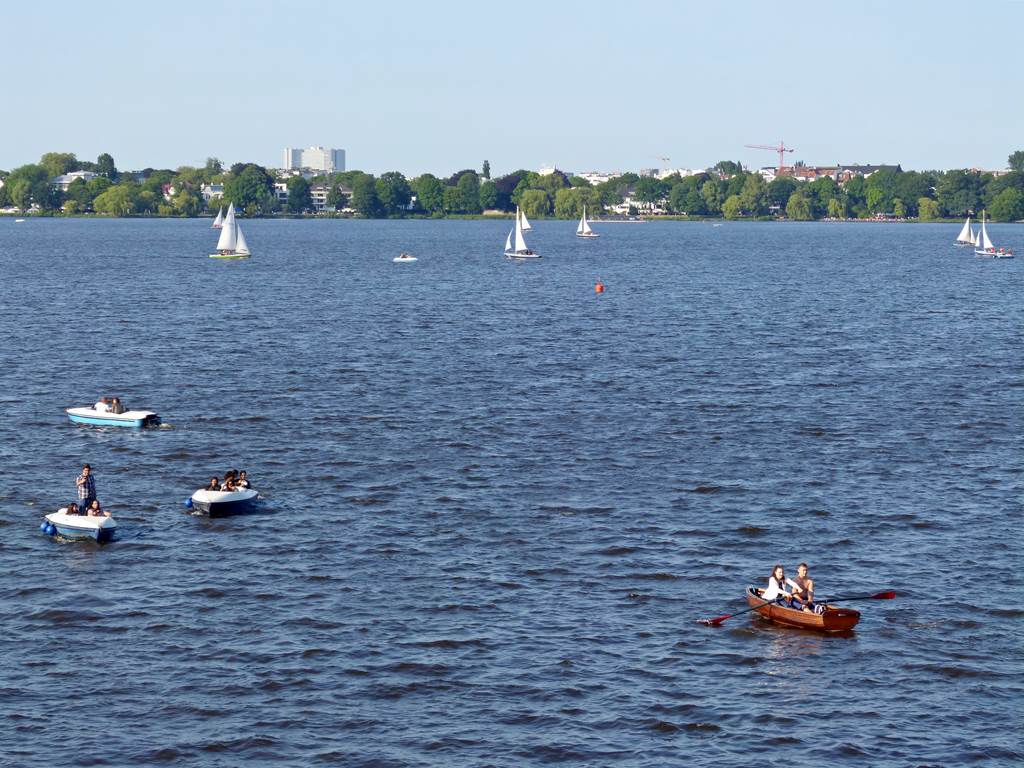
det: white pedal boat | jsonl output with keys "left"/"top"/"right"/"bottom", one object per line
{"left": 393, "top": 252, "right": 417, "bottom": 262}
{"left": 67, "top": 406, "right": 160, "bottom": 428}
{"left": 42, "top": 508, "right": 117, "bottom": 542}
{"left": 188, "top": 487, "right": 259, "bottom": 517}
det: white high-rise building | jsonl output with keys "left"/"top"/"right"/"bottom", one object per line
{"left": 282, "top": 146, "right": 346, "bottom": 172}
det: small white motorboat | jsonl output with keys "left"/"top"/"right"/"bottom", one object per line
{"left": 393, "top": 252, "right": 418, "bottom": 262}
{"left": 15, "top": 218, "right": 26, "bottom": 223}
{"left": 187, "top": 487, "right": 259, "bottom": 517}
{"left": 42, "top": 507, "right": 117, "bottom": 543}
{"left": 67, "top": 406, "right": 160, "bottom": 428}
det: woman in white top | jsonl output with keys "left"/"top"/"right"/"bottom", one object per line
{"left": 762, "top": 564, "right": 797, "bottom": 604}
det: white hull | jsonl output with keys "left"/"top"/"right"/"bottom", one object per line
{"left": 393, "top": 256, "right": 418, "bottom": 262}
{"left": 504, "top": 251, "right": 541, "bottom": 259}
{"left": 209, "top": 252, "right": 251, "bottom": 259}
{"left": 975, "top": 250, "right": 1015, "bottom": 259}
{"left": 575, "top": 232, "right": 600, "bottom": 238}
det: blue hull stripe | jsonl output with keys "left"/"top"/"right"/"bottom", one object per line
{"left": 68, "top": 414, "right": 146, "bottom": 427}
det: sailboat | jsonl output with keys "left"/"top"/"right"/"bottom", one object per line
{"left": 209, "top": 203, "right": 251, "bottom": 259}
{"left": 519, "top": 208, "right": 533, "bottom": 231}
{"left": 576, "top": 204, "right": 599, "bottom": 238}
{"left": 974, "top": 211, "right": 1014, "bottom": 258}
{"left": 211, "top": 206, "right": 224, "bottom": 229}
{"left": 504, "top": 207, "right": 540, "bottom": 259}
{"left": 954, "top": 215, "right": 974, "bottom": 246}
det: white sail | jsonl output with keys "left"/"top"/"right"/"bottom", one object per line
{"left": 520, "top": 209, "right": 532, "bottom": 231}
{"left": 581, "top": 205, "right": 593, "bottom": 235}
{"left": 234, "top": 223, "right": 250, "bottom": 255}
{"left": 215, "top": 203, "right": 237, "bottom": 251}
{"left": 956, "top": 216, "right": 972, "bottom": 243}
{"left": 577, "top": 210, "right": 585, "bottom": 234}
{"left": 974, "top": 227, "right": 981, "bottom": 247}
{"left": 504, "top": 229, "right": 513, "bottom": 253}
{"left": 980, "top": 215, "right": 994, "bottom": 250}
{"left": 514, "top": 207, "right": 529, "bottom": 252}
{"left": 212, "top": 207, "right": 224, "bottom": 229}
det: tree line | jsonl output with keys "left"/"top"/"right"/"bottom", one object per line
{"left": 2, "top": 150, "right": 1023, "bottom": 221}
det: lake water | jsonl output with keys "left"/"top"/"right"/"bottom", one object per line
{"left": 0, "top": 217, "right": 1021, "bottom": 767}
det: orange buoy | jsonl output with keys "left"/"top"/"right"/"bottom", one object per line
{"left": 595, "top": 281, "right": 605, "bottom": 294}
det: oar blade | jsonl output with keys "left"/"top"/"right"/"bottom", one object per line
{"left": 873, "top": 590, "right": 897, "bottom": 600}
{"left": 698, "top": 614, "right": 730, "bottom": 627}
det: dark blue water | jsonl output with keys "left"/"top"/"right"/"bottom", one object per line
{"left": 1, "top": 217, "right": 1021, "bottom": 767}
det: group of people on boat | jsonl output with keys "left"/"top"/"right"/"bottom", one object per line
{"left": 204, "top": 469, "right": 251, "bottom": 493}
{"left": 979, "top": 247, "right": 1013, "bottom": 257}
{"left": 763, "top": 563, "right": 822, "bottom": 614}
{"left": 93, "top": 396, "right": 127, "bottom": 414}
{"left": 68, "top": 464, "right": 109, "bottom": 517}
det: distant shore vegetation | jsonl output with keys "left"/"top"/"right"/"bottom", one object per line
{"left": 2, "top": 150, "right": 1023, "bottom": 222}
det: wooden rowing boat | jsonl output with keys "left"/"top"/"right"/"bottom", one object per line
{"left": 746, "top": 586, "right": 860, "bottom": 632}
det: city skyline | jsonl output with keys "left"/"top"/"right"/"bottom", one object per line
{"left": 2, "top": 1, "right": 1021, "bottom": 176}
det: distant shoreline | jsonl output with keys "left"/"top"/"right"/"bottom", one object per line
{"left": 3, "top": 212, "right": 1021, "bottom": 225}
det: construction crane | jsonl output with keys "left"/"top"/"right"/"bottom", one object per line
{"left": 744, "top": 141, "right": 794, "bottom": 175}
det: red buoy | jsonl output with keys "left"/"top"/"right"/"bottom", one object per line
{"left": 595, "top": 281, "right": 605, "bottom": 294}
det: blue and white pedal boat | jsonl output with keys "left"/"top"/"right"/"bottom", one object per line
{"left": 67, "top": 406, "right": 160, "bottom": 428}
{"left": 42, "top": 508, "right": 117, "bottom": 543}
{"left": 188, "top": 488, "right": 259, "bottom": 517}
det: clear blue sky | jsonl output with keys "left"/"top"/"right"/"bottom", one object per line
{"left": 2, "top": 0, "right": 1021, "bottom": 176}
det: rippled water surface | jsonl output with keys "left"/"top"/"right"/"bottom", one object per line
{"left": 1, "top": 218, "right": 1021, "bottom": 767}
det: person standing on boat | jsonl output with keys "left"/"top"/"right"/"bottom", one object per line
{"left": 790, "top": 562, "right": 816, "bottom": 613}
{"left": 762, "top": 564, "right": 794, "bottom": 605}
{"left": 76, "top": 464, "right": 96, "bottom": 512}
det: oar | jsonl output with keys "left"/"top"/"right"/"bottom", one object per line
{"left": 817, "top": 590, "right": 896, "bottom": 604}
{"left": 697, "top": 596, "right": 780, "bottom": 627}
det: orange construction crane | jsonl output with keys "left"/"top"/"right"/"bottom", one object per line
{"left": 744, "top": 141, "right": 794, "bottom": 175}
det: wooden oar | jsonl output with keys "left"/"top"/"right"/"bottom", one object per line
{"left": 816, "top": 590, "right": 896, "bottom": 604}
{"left": 697, "top": 595, "right": 781, "bottom": 627}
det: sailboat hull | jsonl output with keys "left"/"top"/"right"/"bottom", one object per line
{"left": 209, "top": 252, "right": 251, "bottom": 260}
{"left": 575, "top": 232, "right": 600, "bottom": 238}
{"left": 504, "top": 251, "right": 541, "bottom": 259}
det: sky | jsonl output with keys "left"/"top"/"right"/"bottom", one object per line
{"left": 2, "top": 0, "right": 1021, "bottom": 177}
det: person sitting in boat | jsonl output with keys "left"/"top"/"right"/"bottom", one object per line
{"left": 221, "top": 477, "right": 238, "bottom": 493}
{"left": 205, "top": 476, "right": 221, "bottom": 492}
{"left": 236, "top": 470, "right": 250, "bottom": 489}
{"left": 94, "top": 397, "right": 111, "bottom": 413}
{"left": 219, "top": 469, "right": 238, "bottom": 491}
{"left": 66, "top": 502, "right": 81, "bottom": 515}
{"left": 762, "top": 564, "right": 794, "bottom": 605}
{"left": 111, "top": 397, "right": 126, "bottom": 414}
{"left": 85, "top": 499, "right": 109, "bottom": 517}
{"left": 790, "top": 562, "right": 816, "bottom": 613}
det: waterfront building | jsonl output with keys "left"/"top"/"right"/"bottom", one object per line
{"left": 282, "top": 146, "right": 346, "bottom": 173}
{"left": 51, "top": 170, "right": 99, "bottom": 191}
{"left": 201, "top": 183, "right": 224, "bottom": 202}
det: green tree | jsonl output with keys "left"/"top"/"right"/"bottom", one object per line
{"left": 442, "top": 186, "right": 461, "bottom": 213}
{"left": 1008, "top": 150, "right": 1024, "bottom": 173}
{"left": 633, "top": 176, "right": 666, "bottom": 211}
{"left": 65, "top": 177, "right": 93, "bottom": 210}
{"left": 519, "top": 188, "right": 550, "bottom": 218}
{"left": 701, "top": 179, "right": 724, "bottom": 214}
{"left": 375, "top": 171, "right": 412, "bottom": 215}
{"left": 917, "top": 197, "right": 941, "bottom": 220}
{"left": 224, "top": 164, "right": 276, "bottom": 214}
{"left": 786, "top": 191, "right": 813, "bottom": 220}
{"left": 96, "top": 152, "right": 118, "bottom": 180}
{"left": 411, "top": 174, "right": 444, "bottom": 214}
{"left": 767, "top": 176, "right": 798, "bottom": 208}
{"left": 482, "top": 159, "right": 491, "bottom": 180}
{"left": 806, "top": 176, "right": 838, "bottom": 217}
{"left": 456, "top": 172, "right": 482, "bottom": 213}
{"left": 286, "top": 176, "right": 313, "bottom": 213}
{"left": 479, "top": 180, "right": 498, "bottom": 210}
{"left": 93, "top": 183, "right": 139, "bottom": 215}
{"left": 87, "top": 176, "right": 113, "bottom": 199}
{"left": 351, "top": 174, "right": 383, "bottom": 217}
{"left": 738, "top": 174, "right": 768, "bottom": 215}
{"left": 5, "top": 164, "right": 54, "bottom": 210}
{"left": 989, "top": 187, "right": 1024, "bottom": 221}
{"left": 325, "top": 181, "right": 348, "bottom": 211}
{"left": 40, "top": 152, "right": 79, "bottom": 178}
{"left": 722, "top": 195, "right": 743, "bottom": 219}
{"left": 173, "top": 187, "right": 203, "bottom": 217}
{"left": 827, "top": 197, "right": 848, "bottom": 219}
{"left": 893, "top": 199, "right": 906, "bottom": 217}
{"left": 713, "top": 160, "right": 743, "bottom": 177}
